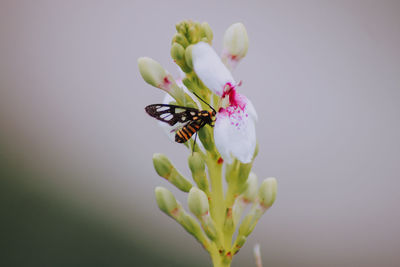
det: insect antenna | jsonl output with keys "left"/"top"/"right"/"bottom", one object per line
{"left": 192, "top": 92, "right": 216, "bottom": 113}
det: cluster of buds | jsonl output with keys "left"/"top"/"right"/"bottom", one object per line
{"left": 139, "top": 20, "right": 277, "bottom": 267}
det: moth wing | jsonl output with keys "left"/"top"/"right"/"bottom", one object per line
{"left": 145, "top": 104, "right": 198, "bottom": 126}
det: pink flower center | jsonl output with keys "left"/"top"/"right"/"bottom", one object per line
{"left": 218, "top": 86, "right": 248, "bottom": 130}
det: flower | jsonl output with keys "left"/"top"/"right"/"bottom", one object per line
{"left": 192, "top": 42, "right": 257, "bottom": 164}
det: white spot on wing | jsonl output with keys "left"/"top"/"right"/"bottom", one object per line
{"left": 160, "top": 113, "right": 173, "bottom": 121}
{"left": 157, "top": 106, "right": 170, "bottom": 112}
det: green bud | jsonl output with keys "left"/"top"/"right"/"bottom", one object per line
{"left": 223, "top": 22, "right": 249, "bottom": 60}
{"left": 259, "top": 177, "right": 277, "bottom": 208}
{"left": 188, "top": 25, "right": 199, "bottom": 43}
{"left": 188, "top": 152, "right": 205, "bottom": 172}
{"left": 198, "top": 127, "right": 215, "bottom": 153}
{"left": 155, "top": 187, "right": 179, "bottom": 216}
{"left": 153, "top": 153, "right": 192, "bottom": 192}
{"left": 242, "top": 172, "right": 258, "bottom": 202}
{"left": 188, "top": 187, "right": 209, "bottom": 217}
{"left": 188, "top": 152, "right": 209, "bottom": 192}
{"left": 171, "top": 43, "right": 191, "bottom": 73}
{"left": 172, "top": 33, "right": 189, "bottom": 48}
{"left": 138, "top": 57, "right": 169, "bottom": 90}
{"left": 153, "top": 153, "right": 171, "bottom": 177}
{"left": 200, "top": 22, "right": 213, "bottom": 43}
{"left": 184, "top": 45, "right": 194, "bottom": 69}
{"left": 171, "top": 42, "right": 185, "bottom": 61}
{"left": 238, "top": 162, "right": 252, "bottom": 182}
{"left": 175, "top": 22, "right": 187, "bottom": 35}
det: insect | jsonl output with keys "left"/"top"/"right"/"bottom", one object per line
{"left": 145, "top": 93, "right": 216, "bottom": 150}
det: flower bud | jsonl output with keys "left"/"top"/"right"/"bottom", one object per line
{"left": 184, "top": 45, "right": 194, "bottom": 69}
{"left": 153, "top": 153, "right": 171, "bottom": 177}
{"left": 242, "top": 172, "right": 258, "bottom": 203}
{"left": 188, "top": 25, "right": 200, "bottom": 43}
{"left": 138, "top": 57, "right": 170, "bottom": 91}
{"left": 155, "top": 187, "right": 179, "bottom": 216}
{"left": 172, "top": 33, "right": 189, "bottom": 48}
{"left": 259, "top": 177, "right": 277, "bottom": 208}
{"left": 222, "top": 23, "right": 249, "bottom": 69}
{"left": 153, "top": 153, "right": 192, "bottom": 192}
{"left": 171, "top": 42, "right": 185, "bottom": 61}
{"left": 188, "top": 187, "right": 209, "bottom": 217}
{"left": 188, "top": 152, "right": 209, "bottom": 192}
{"left": 171, "top": 43, "right": 191, "bottom": 73}
{"left": 188, "top": 187, "right": 218, "bottom": 242}
{"left": 200, "top": 22, "right": 213, "bottom": 43}
{"left": 238, "top": 161, "right": 252, "bottom": 186}
{"left": 175, "top": 22, "right": 187, "bottom": 35}
{"left": 198, "top": 126, "right": 216, "bottom": 152}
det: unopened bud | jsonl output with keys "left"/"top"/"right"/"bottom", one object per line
{"left": 138, "top": 57, "right": 170, "bottom": 91}
{"left": 188, "top": 25, "right": 200, "bottom": 43}
{"left": 238, "top": 161, "right": 252, "bottom": 186}
{"left": 188, "top": 187, "right": 209, "bottom": 217}
{"left": 200, "top": 22, "right": 213, "bottom": 43}
{"left": 171, "top": 42, "right": 185, "bottom": 61}
{"left": 171, "top": 43, "right": 191, "bottom": 73}
{"left": 188, "top": 152, "right": 209, "bottom": 192}
{"left": 184, "top": 45, "right": 194, "bottom": 69}
{"left": 223, "top": 23, "right": 249, "bottom": 63}
{"left": 153, "top": 153, "right": 192, "bottom": 192}
{"left": 259, "top": 177, "right": 277, "bottom": 208}
{"left": 155, "top": 187, "right": 179, "bottom": 216}
{"left": 242, "top": 172, "right": 258, "bottom": 202}
{"left": 198, "top": 127, "right": 215, "bottom": 153}
{"left": 172, "top": 33, "right": 189, "bottom": 48}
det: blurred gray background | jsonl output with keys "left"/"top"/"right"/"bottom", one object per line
{"left": 1, "top": 0, "right": 399, "bottom": 266}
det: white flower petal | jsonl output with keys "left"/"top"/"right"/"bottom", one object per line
{"left": 245, "top": 97, "right": 258, "bottom": 122}
{"left": 192, "top": 42, "right": 235, "bottom": 96}
{"left": 214, "top": 95, "right": 257, "bottom": 164}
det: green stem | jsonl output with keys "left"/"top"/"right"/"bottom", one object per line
{"left": 207, "top": 157, "right": 224, "bottom": 230}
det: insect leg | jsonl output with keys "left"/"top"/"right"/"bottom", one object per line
{"left": 192, "top": 132, "right": 198, "bottom": 154}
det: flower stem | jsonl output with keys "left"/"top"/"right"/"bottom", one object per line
{"left": 207, "top": 156, "right": 224, "bottom": 231}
